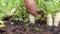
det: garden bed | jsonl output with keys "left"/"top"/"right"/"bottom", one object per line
{"left": 0, "top": 20, "right": 60, "bottom": 34}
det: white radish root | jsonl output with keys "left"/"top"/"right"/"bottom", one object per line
{"left": 29, "top": 14, "right": 35, "bottom": 24}
{"left": 54, "top": 12, "right": 60, "bottom": 26}
{"left": 46, "top": 13, "right": 53, "bottom": 26}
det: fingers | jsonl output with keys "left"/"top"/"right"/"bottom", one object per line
{"left": 24, "top": 0, "right": 38, "bottom": 16}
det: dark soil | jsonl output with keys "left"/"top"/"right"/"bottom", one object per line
{"left": 0, "top": 20, "right": 60, "bottom": 34}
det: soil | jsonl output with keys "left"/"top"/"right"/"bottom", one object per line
{"left": 0, "top": 20, "right": 60, "bottom": 34}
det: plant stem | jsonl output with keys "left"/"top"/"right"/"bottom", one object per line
{"left": 29, "top": 14, "right": 35, "bottom": 24}
{"left": 54, "top": 12, "right": 60, "bottom": 26}
{"left": 9, "top": 8, "right": 17, "bottom": 16}
{"left": 47, "top": 13, "right": 53, "bottom": 26}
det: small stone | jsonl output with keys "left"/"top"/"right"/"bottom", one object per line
{"left": 35, "top": 28, "right": 39, "bottom": 31}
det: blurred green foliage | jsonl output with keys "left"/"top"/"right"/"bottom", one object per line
{"left": 0, "top": 0, "right": 29, "bottom": 22}
{"left": 0, "top": 0, "right": 60, "bottom": 22}
{"left": 40, "top": 0, "right": 60, "bottom": 16}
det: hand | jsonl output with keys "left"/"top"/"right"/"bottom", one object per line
{"left": 24, "top": 0, "right": 38, "bottom": 16}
